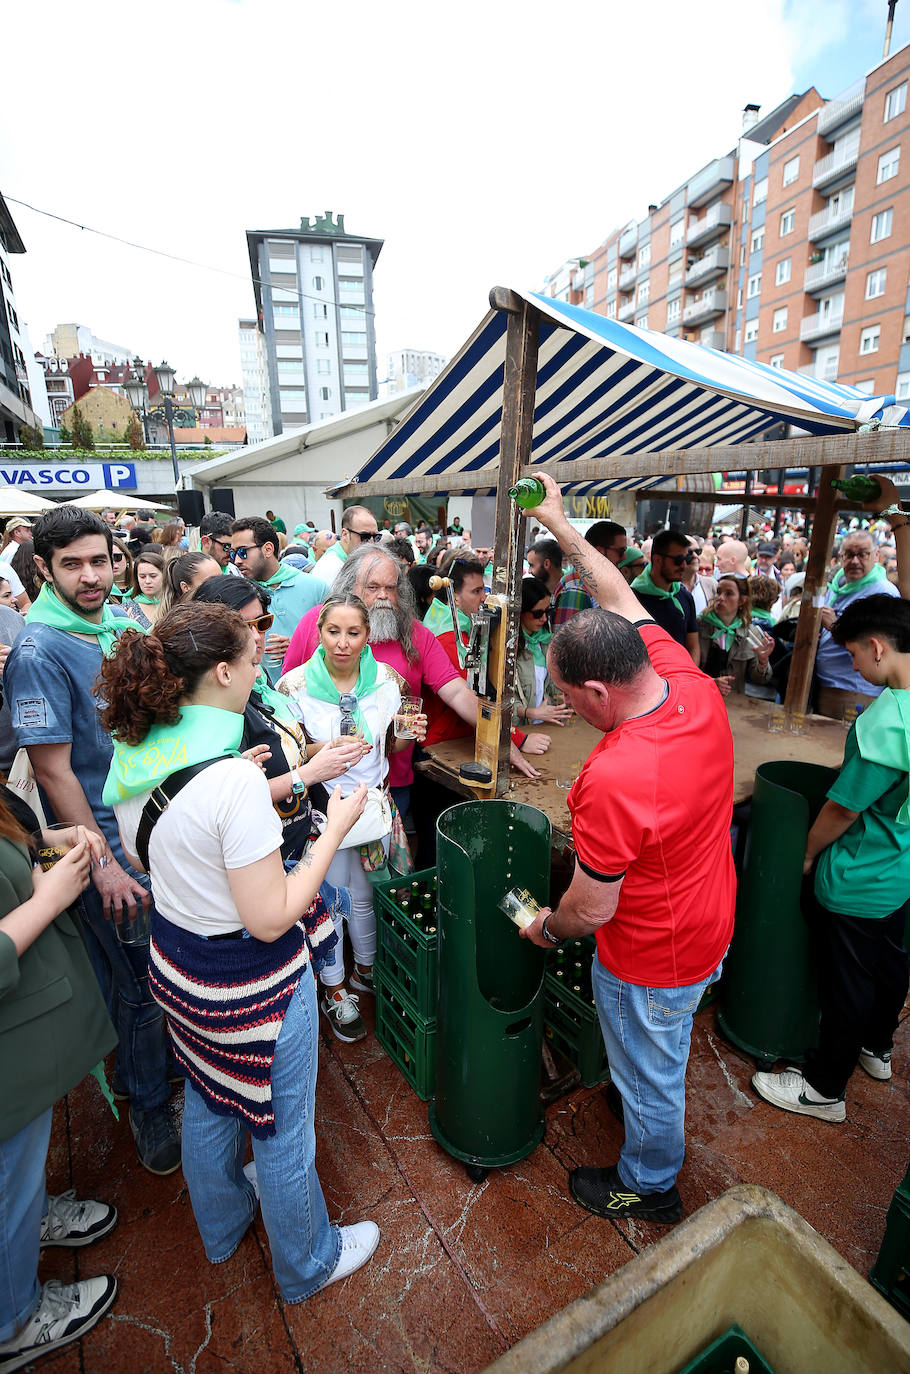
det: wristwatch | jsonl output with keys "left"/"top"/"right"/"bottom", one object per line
{"left": 541, "top": 913, "right": 561, "bottom": 945}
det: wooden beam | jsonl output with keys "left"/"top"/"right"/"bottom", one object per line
{"left": 489, "top": 300, "right": 540, "bottom": 794}
{"left": 784, "top": 464, "right": 844, "bottom": 715}
{"left": 489, "top": 286, "right": 524, "bottom": 314}
{"left": 328, "top": 430, "right": 910, "bottom": 498}
{"left": 674, "top": 489, "right": 818, "bottom": 510}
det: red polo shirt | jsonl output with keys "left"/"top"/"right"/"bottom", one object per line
{"left": 568, "top": 623, "right": 735, "bottom": 987}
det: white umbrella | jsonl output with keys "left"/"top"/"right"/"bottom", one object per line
{"left": 0, "top": 489, "right": 58, "bottom": 516}
{"left": 66, "top": 488, "right": 175, "bottom": 514}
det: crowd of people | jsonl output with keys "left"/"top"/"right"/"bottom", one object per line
{"left": 0, "top": 479, "right": 907, "bottom": 1369}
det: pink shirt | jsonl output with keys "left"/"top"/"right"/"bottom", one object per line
{"left": 282, "top": 607, "right": 461, "bottom": 786}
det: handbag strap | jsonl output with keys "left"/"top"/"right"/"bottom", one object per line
{"left": 135, "top": 759, "right": 224, "bottom": 872}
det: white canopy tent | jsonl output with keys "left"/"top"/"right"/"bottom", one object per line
{"left": 0, "top": 490, "right": 58, "bottom": 516}
{"left": 67, "top": 489, "right": 175, "bottom": 514}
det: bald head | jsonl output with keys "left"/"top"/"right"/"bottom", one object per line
{"left": 715, "top": 540, "right": 749, "bottom": 576}
{"left": 314, "top": 529, "right": 337, "bottom": 559}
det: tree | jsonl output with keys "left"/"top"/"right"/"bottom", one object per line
{"left": 18, "top": 423, "right": 43, "bottom": 449}
{"left": 126, "top": 413, "right": 146, "bottom": 451}
{"left": 58, "top": 424, "right": 72, "bottom": 448}
{"left": 70, "top": 405, "right": 94, "bottom": 451}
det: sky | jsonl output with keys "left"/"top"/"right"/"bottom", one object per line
{"left": 4, "top": 0, "right": 909, "bottom": 393}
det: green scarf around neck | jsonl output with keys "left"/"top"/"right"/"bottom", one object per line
{"left": 302, "top": 645, "right": 380, "bottom": 743}
{"left": 631, "top": 565, "right": 684, "bottom": 616}
{"left": 132, "top": 592, "right": 159, "bottom": 605}
{"left": 254, "top": 667, "right": 297, "bottom": 724}
{"left": 828, "top": 562, "right": 886, "bottom": 602}
{"left": 701, "top": 610, "right": 742, "bottom": 652}
{"left": 524, "top": 626, "right": 552, "bottom": 669}
{"left": 257, "top": 562, "right": 301, "bottom": 590}
{"left": 102, "top": 703, "right": 243, "bottom": 805}
{"left": 423, "top": 597, "right": 472, "bottom": 639}
{"left": 751, "top": 608, "right": 776, "bottom": 626}
{"left": 26, "top": 582, "right": 136, "bottom": 657}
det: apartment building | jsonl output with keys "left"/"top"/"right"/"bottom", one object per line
{"left": 387, "top": 348, "right": 446, "bottom": 393}
{"left": 238, "top": 318, "right": 272, "bottom": 444}
{"left": 0, "top": 192, "right": 43, "bottom": 443}
{"left": 542, "top": 43, "right": 910, "bottom": 402}
{"left": 244, "top": 210, "right": 383, "bottom": 437}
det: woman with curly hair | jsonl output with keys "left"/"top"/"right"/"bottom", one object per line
{"left": 99, "top": 602, "right": 379, "bottom": 1302}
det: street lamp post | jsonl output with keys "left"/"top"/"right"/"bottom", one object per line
{"left": 124, "top": 360, "right": 207, "bottom": 491}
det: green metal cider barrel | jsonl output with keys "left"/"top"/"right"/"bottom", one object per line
{"left": 717, "top": 760, "right": 839, "bottom": 1066}
{"left": 429, "top": 800, "right": 550, "bottom": 1169}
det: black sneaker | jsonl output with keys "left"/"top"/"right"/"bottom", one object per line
{"left": 129, "top": 1104, "right": 181, "bottom": 1175}
{"left": 0, "top": 1277, "right": 117, "bottom": 1372}
{"left": 569, "top": 1164, "right": 683, "bottom": 1223}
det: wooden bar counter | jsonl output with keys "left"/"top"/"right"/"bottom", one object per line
{"left": 418, "top": 694, "right": 846, "bottom": 845}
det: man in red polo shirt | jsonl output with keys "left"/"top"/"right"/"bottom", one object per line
{"left": 521, "top": 474, "right": 735, "bottom": 1224}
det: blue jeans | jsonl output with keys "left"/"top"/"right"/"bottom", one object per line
{"left": 180, "top": 966, "right": 341, "bottom": 1303}
{"left": 0, "top": 1109, "right": 52, "bottom": 1340}
{"left": 79, "top": 884, "right": 169, "bottom": 1114}
{"left": 592, "top": 954, "right": 725, "bottom": 1194}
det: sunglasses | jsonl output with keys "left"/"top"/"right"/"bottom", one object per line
{"left": 230, "top": 544, "right": 263, "bottom": 561}
{"left": 665, "top": 553, "right": 688, "bottom": 566}
{"left": 352, "top": 529, "right": 382, "bottom": 543}
{"left": 112, "top": 552, "right": 127, "bottom": 564}
{"left": 208, "top": 537, "right": 232, "bottom": 553}
{"left": 338, "top": 691, "right": 360, "bottom": 734}
{"left": 248, "top": 613, "right": 274, "bottom": 632}
{"left": 527, "top": 608, "right": 549, "bottom": 620}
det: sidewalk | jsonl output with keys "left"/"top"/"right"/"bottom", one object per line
{"left": 41, "top": 994, "right": 908, "bottom": 1374}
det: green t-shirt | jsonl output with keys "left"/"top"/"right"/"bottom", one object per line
{"left": 815, "top": 714, "right": 910, "bottom": 918}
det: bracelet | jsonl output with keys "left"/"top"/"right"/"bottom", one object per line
{"left": 541, "top": 913, "right": 561, "bottom": 945}
{"left": 880, "top": 503, "right": 907, "bottom": 518}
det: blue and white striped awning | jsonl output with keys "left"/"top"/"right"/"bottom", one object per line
{"left": 332, "top": 289, "right": 908, "bottom": 497}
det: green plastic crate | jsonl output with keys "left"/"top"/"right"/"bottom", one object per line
{"left": 871, "top": 1174, "right": 910, "bottom": 1320}
{"left": 374, "top": 868, "right": 439, "bottom": 1017}
{"left": 543, "top": 937, "right": 609, "bottom": 1088}
{"left": 374, "top": 964, "right": 437, "bottom": 1102}
{"left": 677, "top": 1322, "right": 775, "bottom": 1373}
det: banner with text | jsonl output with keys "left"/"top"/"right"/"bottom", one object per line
{"left": 0, "top": 463, "right": 137, "bottom": 490}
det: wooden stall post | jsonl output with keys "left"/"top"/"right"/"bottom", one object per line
{"left": 489, "top": 288, "right": 540, "bottom": 795}
{"left": 784, "top": 464, "right": 844, "bottom": 716}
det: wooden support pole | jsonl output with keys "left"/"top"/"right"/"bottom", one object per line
{"left": 490, "top": 298, "right": 540, "bottom": 794}
{"left": 784, "top": 464, "right": 844, "bottom": 716}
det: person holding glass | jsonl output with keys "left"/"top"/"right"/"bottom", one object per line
{"left": 515, "top": 577, "right": 573, "bottom": 727}
{"left": 697, "top": 574, "right": 774, "bottom": 696}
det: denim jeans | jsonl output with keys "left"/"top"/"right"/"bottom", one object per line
{"left": 0, "top": 1109, "right": 52, "bottom": 1340}
{"left": 180, "top": 965, "right": 341, "bottom": 1303}
{"left": 592, "top": 954, "right": 725, "bottom": 1194}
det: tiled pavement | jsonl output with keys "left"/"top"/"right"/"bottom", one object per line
{"left": 37, "top": 994, "right": 909, "bottom": 1374}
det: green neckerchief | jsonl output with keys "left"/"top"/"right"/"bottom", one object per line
{"left": 254, "top": 667, "right": 297, "bottom": 724}
{"left": 524, "top": 626, "right": 552, "bottom": 669}
{"left": 855, "top": 688, "right": 910, "bottom": 824}
{"left": 751, "top": 608, "right": 776, "bottom": 626}
{"left": 102, "top": 703, "right": 243, "bottom": 805}
{"left": 828, "top": 563, "right": 887, "bottom": 602}
{"left": 631, "top": 564, "right": 684, "bottom": 616}
{"left": 26, "top": 582, "right": 131, "bottom": 657}
{"left": 132, "top": 592, "right": 159, "bottom": 605}
{"left": 302, "top": 644, "right": 380, "bottom": 744}
{"left": 701, "top": 610, "right": 742, "bottom": 652}
{"left": 423, "top": 598, "right": 472, "bottom": 639}
{"left": 257, "top": 562, "right": 300, "bottom": 590}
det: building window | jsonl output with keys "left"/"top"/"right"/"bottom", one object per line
{"left": 607, "top": 267, "right": 617, "bottom": 290}
{"left": 585, "top": 284, "right": 594, "bottom": 306}
{"left": 782, "top": 155, "right": 799, "bottom": 186}
{"left": 638, "top": 243, "right": 651, "bottom": 268}
{"left": 320, "top": 387, "right": 331, "bottom": 401}
{"left": 884, "top": 81, "right": 907, "bottom": 122}
{"left": 854, "top": 379, "right": 875, "bottom": 393}
{"left": 315, "top": 331, "right": 330, "bottom": 347}
{"left": 750, "top": 228, "right": 764, "bottom": 254}
{"left": 877, "top": 146, "right": 900, "bottom": 183}
{"left": 775, "top": 258, "right": 791, "bottom": 286}
{"left": 668, "top": 260, "right": 683, "bottom": 287}
{"left": 669, "top": 218, "right": 685, "bottom": 248}
{"left": 638, "top": 279, "right": 650, "bottom": 305}
{"left": 747, "top": 272, "right": 762, "bottom": 298}
{"left": 871, "top": 208, "right": 893, "bottom": 243}
{"left": 897, "top": 371, "right": 910, "bottom": 401}
{"left": 769, "top": 353, "right": 785, "bottom": 369}
{"left": 773, "top": 307, "right": 788, "bottom": 332}
{"left": 744, "top": 321, "right": 759, "bottom": 343}
{"left": 753, "top": 177, "right": 768, "bottom": 205}
{"left": 316, "top": 359, "right": 331, "bottom": 374}
{"left": 312, "top": 303, "right": 327, "bottom": 318}
{"left": 859, "top": 325, "right": 881, "bottom": 354}
{"left": 312, "top": 275, "right": 324, "bottom": 291}
{"left": 866, "top": 268, "right": 887, "bottom": 299}
{"left": 636, "top": 314, "right": 648, "bottom": 330}
{"left": 779, "top": 208, "right": 795, "bottom": 236}
{"left": 666, "top": 297, "right": 681, "bottom": 324}
{"left": 310, "top": 246, "right": 325, "bottom": 261}
{"left": 606, "top": 300, "right": 617, "bottom": 320}
{"left": 737, "top": 287, "right": 743, "bottom": 309}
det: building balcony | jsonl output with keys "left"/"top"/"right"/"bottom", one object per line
{"left": 618, "top": 265, "right": 637, "bottom": 291}
{"left": 685, "top": 245, "right": 729, "bottom": 287}
{"left": 617, "top": 298, "right": 636, "bottom": 322}
{"left": 803, "top": 252, "right": 849, "bottom": 293}
{"left": 683, "top": 289, "right": 728, "bottom": 326}
{"left": 799, "top": 360, "right": 839, "bottom": 382}
{"left": 618, "top": 226, "right": 637, "bottom": 260}
{"left": 813, "top": 144, "right": 859, "bottom": 189}
{"left": 698, "top": 330, "right": 727, "bottom": 350}
{"left": 816, "top": 82, "right": 865, "bottom": 138}
{"left": 800, "top": 310, "right": 844, "bottom": 344}
{"left": 686, "top": 202, "right": 732, "bottom": 248}
{"left": 687, "top": 155, "right": 736, "bottom": 210}
{"left": 808, "top": 201, "right": 854, "bottom": 242}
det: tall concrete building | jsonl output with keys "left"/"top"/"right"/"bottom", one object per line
{"left": 245, "top": 210, "right": 383, "bottom": 436}
{"left": 542, "top": 43, "right": 910, "bottom": 401}
{"left": 0, "top": 192, "right": 43, "bottom": 443}
{"left": 387, "top": 348, "right": 446, "bottom": 393}
{"left": 238, "top": 318, "right": 272, "bottom": 444}
{"left": 44, "top": 323, "right": 134, "bottom": 368}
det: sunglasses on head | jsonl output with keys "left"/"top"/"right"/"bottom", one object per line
{"left": 230, "top": 544, "right": 263, "bottom": 561}
{"left": 248, "top": 613, "right": 274, "bottom": 632}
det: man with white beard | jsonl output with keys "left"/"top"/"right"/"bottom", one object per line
{"left": 281, "top": 545, "right": 542, "bottom": 817}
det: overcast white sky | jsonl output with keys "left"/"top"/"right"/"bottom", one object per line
{"left": 4, "top": 0, "right": 908, "bottom": 390}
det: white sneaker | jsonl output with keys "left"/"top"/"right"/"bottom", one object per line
{"left": 243, "top": 1161, "right": 260, "bottom": 1201}
{"left": 752, "top": 1068, "right": 846, "bottom": 1122}
{"left": 39, "top": 1191, "right": 117, "bottom": 1249}
{"left": 859, "top": 1048, "right": 892, "bottom": 1081}
{"left": 323, "top": 1222, "right": 380, "bottom": 1288}
{"left": 0, "top": 1277, "right": 117, "bottom": 1372}
{"left": 321, "top": 987, "right": 367, "bottom": 1043}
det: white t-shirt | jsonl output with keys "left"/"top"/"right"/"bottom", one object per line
{"left": 0, "top": 560, "right": 25, "bottom": 598}
{"left": 279, "top": 666, "right": 400, "bottom": 795}
{"left": 115, "top": 757, "right": 282, "bottom": 936}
